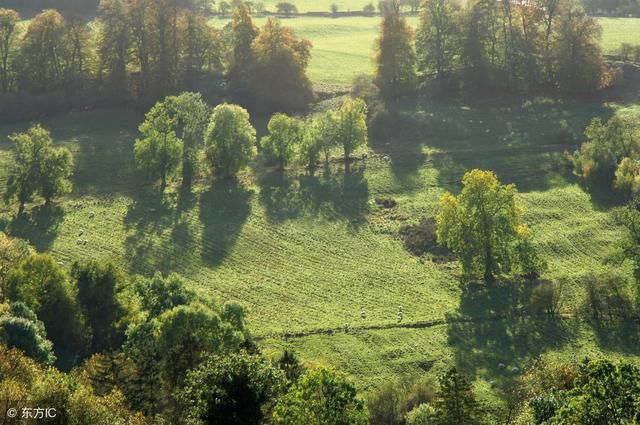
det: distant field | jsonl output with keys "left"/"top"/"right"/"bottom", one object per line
{"left": 209, "top": 16, "right": 640, "bottom": 85}
{"left": 261, "top": 0, "right": 375, "bottom": 12}
{"left": 2, "top": 101, "right": 637, "bottom": 390}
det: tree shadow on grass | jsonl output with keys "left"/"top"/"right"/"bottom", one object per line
{"left": 446, "top": 280, "right": 577, "bottom": 384}
{"left": 7, "top": 205, "right": 64, "bottom": 251}
{"left": 199, "top": 180, "right": 252, "bottom": 267}
{"left": 124, "top": 190, "right": 198, "bottom": 275}
{"left": 257, "top": 165, "right": 369, "bottom": 230}
{"left": 588, "top": 319, "right": 640, "bottom": 355}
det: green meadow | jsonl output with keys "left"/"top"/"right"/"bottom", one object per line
{"left": 2, "top": 100, "right": 638, "bottom": 392}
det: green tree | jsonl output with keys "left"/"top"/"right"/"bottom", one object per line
{"left": 2, "top": 254, "right": 90, "bottom": 362}
{"left": 156, "top": 303, "right": 248, "bottom": 388}
{"left": 132, "top": 272, "right": 195, "bottom": 318}
{"left": 175, "top": 92, "right": 210, "bottom": 192}
{"left": 374, "top": 0, "right": 417, "bottom": 98}
{"left": 249, "top": 18, "right": 313, "bottom": 112}
{"left": 276, "top": 2, "right": 298, "bottom": 15}
{"left": 273, "top": 367, "right": 369, "bottom": 425}
{"left": 298, "top": 116, "right": 330, "bottom": 173}
{"left": 333, "top": 98, "right": 368, "bottom": 166}
{"left": 431, "top": 368, "right": 483, "bottom": 425}
{"left": 261, "top": 113, "right": 304, "bottom": 170}
{"left": 204, "top": 103, "right": 257, "bottom": 178}
{"left": 177, "top": 352, "right": 286, "bottom": 425}
{"left": 0, "top": 303, "right": 55, "bottom": 365}
{"left": 134, "top": 97, "right": 182, "bottom": 191}
{"left": 4, "top": 125, "right": 73, "bottom": 214}
{"left": 417, "top": 0, "right": 462, "bottom": 77}
{"left": 437, "top": 169, "right": 539, "bottom": 281}
{"left": 547, "top": 359, "right": 640, "bottom": 424}
{"left": 0, "top": 8, "right": 19, "bottom": 93}
{"left": 72, "top": 261, "right": 126, "bottom": 353}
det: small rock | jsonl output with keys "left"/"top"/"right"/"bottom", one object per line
{"left": 498, "top": 363, "right": 506, "bottom": 369}
{"left": 510, "top": 366, "right": 520, "bottom": 373}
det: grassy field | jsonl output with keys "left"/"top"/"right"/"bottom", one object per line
{"left": 209, "top": 16, "right": 640, "bottom": 85}
{"left": 1, "top": 100, "right": 638, "bottom": 391}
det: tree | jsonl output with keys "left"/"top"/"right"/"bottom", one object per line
{"left": 204, "top": 103, "right": 257, "bottom": 178}
{"left": 174, "top": 92, "right": 210, "bottom": 191}
{"left": 0, "top": 8, "right": 19, "bottom": 93}
{"left": 72, "top": 261, "right": 126, "bottom": 353}
{"left": 437, "top": 169, "right": 539, "bottom": 281}
{"left": 276, "top": 2, "right": 298, "bottom": 15}
{"left": 431, "top": 368, "right": 483, "bottom": 425}
{"left": 229, "top": 0, "right": 259, "bottom": 97}
{"left": 132, "top": 272, "right": 195, "bottom": 318}
{"left": 552, "top": 0, "right": 605, "bottom": 93}
{"left": 249, "top": 18, "right": 313, "bottom": 112}
{"left": 4, "top": 125, "right": 73, "bottom": 214}
{"left": 363, "top": 3, "right": 376, "bottom": 14}
{"left": 177, "top": 352, "right": 286, "bottom": 425}
{"left": 417, "top": 0, "right": 462, "bottom": 77}
{"left": 97, "top": 0, "right": 130, "bottom": 96}
{"left": 0, "top": 303, "right": 55, "bottom": 365}
{"left": 298, "top": 115, "right": 330, "bottom": 173}
{"left": 2, "top": 254, "right": 90, "bottom": 362}
{"left": 547, "top": 359, "right": 640, "bottom": 424}
{"left": 374, "top": 0, "right": 417, "bottom": 98}
{"left": 273, "top": 367, "right": 368, "bottom": 425}
{"left": 330, "top": 3, "right": 339, "bottom": 15}
{"left": 333, "top": 98, "right": 368, "bottom": 166}
{"left": 0, "top": 232, "right": 31, "bottom": 280}
{"left": 261, "top": 114, "right": 304, "bottom": 170}
{"left": 134, "top": 97, "right": 182, "bottom": 191}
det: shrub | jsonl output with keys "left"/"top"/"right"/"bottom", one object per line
{"left": 529, "top": 280, "right": 564, "bottom": 315}
{"left": 583, "top": 274, "right": 634, "bottom": 320}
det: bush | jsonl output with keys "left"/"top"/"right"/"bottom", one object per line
{"left": 582, "top": 274, "right": 634, "bottom": 320}
{"left": 367, "top": 379, "right": 434, "bottom": 425}
{"left": 529, "top": 280, "right": 564, "bottom": 315}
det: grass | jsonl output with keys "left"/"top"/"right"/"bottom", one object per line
{"left": 2, "top": 100, "right": 638, "bottom": 393}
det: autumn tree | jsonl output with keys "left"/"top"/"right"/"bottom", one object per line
{"left": 204, "top": 103, "right": 257, "bottom": 178}
{"left": 437, "top": 169, "right": 542, "bottom": 281}
{"left": 417, "top": 0, "right": 462, "bottom": 77}
{"left": 0, "top": 8, "right": 19, "bottom": 93}
{"left": 134, "top": 97, "right": 182, "bottom": 191}
{"left": 250, "top": 18, "right": 313, "bottom": 112}
{"left": 261, "top": 113, "right": 304, "bottom": 170}
{"left": 374, "top": 0, "right": 417, "bottom": 98}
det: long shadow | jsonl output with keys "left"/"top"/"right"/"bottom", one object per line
{"left": 199, "top": 181, "right": 252, "bottom": 267}
{"left": 589, "top": 320, "right": 640, "bottom": 355}
{"left": 8, "top": 205, "right": 64, "bottom": 251}
{"left": 123, "top": 190, "right": 198, "bottom": 275}
{"left": 370, "top": 97, "right": 616, "bottom": 195}
{"left": 257, "top": 165, "right": 369, "bottom": 229}
{"left": 446, "top": 280, "right": 577, "bottom": 384}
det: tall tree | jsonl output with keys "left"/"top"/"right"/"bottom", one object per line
{"left": 204, "top": 103, "right": 257, "bottom": 178}
{"left": 249, "top": 18, "right": 313, "bottom": 112}
{"left": 175, "top": 92, "right": 209, "bottom": 192}
{"left": 134, "top": 97, "right": 182, "bottom": 191}
{"left": 0, "top": 8, "right": 19, "bottom": 93}
{"left": 432, "top": 368, "right": 483, "bottom": 425}
{"left": 375, "top": 0, "right": 417, "bottom": 99}
{"left": 417, "top": 0, "right": 462, "bottom": 77}
{"left": 97, "top": 0, "right": 130, "bottom": 96}
{"left": 437, "top": 169, "right": 541, "bottom": 281}
{"left": 552, "top": 0, "right": 605, "bottom": 92}
{"left": 229, "top": 0, "right": 259, "bottom": 97}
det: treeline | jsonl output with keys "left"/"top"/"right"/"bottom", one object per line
{"left": 583, "top": 0, "right": 640, "bottom": 15}
{"left": 0, "top": 0, "right": 313, "bottom": 121}
{"left": 374, "top": 0, "right": 611, "bottom": 97}
{"left": 0, "top": 0, "right": 101, "bottom": 16}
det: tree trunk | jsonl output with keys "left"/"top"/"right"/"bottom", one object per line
{"left": 182, "top": 159, "right": 193, "bottom": 192}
